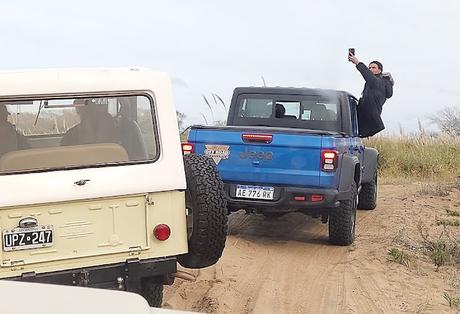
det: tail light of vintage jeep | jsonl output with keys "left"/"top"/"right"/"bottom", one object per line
{"left": 321, "top": 150, "right": 338, "bottom": 172}
{"left": 153, "top": 224, "right": 171, "bottom": 241}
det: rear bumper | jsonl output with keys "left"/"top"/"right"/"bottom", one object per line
{"left": 224, "top": 183, "right": 344, "bottom": 212}
{"left": 2, "top": 257, "right": 177, "bottom": 292}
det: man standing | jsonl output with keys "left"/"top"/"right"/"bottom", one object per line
{"left": 348, "top": 54, "right": 393, "bottom": 137}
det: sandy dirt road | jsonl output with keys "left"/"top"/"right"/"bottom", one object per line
{"left": 164, "top": 183, "right": 460, "bottom": 313}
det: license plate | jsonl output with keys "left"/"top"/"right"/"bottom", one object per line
{"left": 3, "top": 226, "right": 53, "bottom": 251}
{"left": 236, "top": 185, "right": 274, "bottom": 200}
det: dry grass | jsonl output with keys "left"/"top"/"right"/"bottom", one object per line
{"left": 388, "top": 248, "right": 412, "bottom": 267}
{"left": 443, "top": 292, "right": 460, "bottom": 308}
{"left": 365, "top": 135, "right": 460, "bottom": 179}
{"left": 418, "top": 183, "right": 450, "bottom": 197}
{"left": 446, "top": 209, "right": 460, "bottom": 217}
{"left": 418, "top": 223, "right": 460, "bottom": 270}
{"left": 436, "top": 219, "right": 460, "bottom": 227}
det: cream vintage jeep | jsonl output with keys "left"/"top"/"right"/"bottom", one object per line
{"left": 0, "top": 68, "right": 228, "bottom": 307}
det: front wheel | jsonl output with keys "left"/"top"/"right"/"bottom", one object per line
{"left": 178, "top": 154, "right": 228, "bottom": 269}
{"left": 329, "top": 181, "right": 357, "bottom": 246}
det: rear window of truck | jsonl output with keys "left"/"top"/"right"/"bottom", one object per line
{"left": 232, "top": 94, "right": 341, "bottom": 132}
{"left": 0, "top": 94, "right": 158, "bottom": 175}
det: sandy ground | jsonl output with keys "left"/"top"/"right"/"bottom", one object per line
{"left": 164, "top": 183, "right": 460, "bottom": 313}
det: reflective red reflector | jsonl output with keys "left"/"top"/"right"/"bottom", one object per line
{"left": 294, "top": 196, "right": 306, "bottom": 201}
{"left": 153, "top": 224, "right": 171, "bottom": 241}
{"left": 242, "top": 133, "right": 273, "bottom": 144}
{"left": 311, "top": 194, "right": 324, "bottom": 202}
{"left": 181, "top": 143, "right": 194, "bottom": 155}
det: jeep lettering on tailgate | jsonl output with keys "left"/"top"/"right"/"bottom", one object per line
{"left": 239, "top": 151, "right": 273, "bottom": 160}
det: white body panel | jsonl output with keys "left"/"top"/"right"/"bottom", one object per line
{"left": 0, "top": 281, "right": 191, "bottom": 314}
{"left": 0, "top": 68, "right": 186, "bottom": 207}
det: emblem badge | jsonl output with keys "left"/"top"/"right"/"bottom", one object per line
{"left": 204, "top": 145, "right": 230, "bottom": 165}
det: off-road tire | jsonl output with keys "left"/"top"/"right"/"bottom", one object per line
{"left": 358, "top": 171, "right": 377, "bottom": 210}
{"left": 140, "top": 277, "right": 163, "bottom": 307}
{"left": 328, "top": 181, "right": 357, "bottom": 246}
{"left": 178, "top": 154, "right": 228, "bottom": 269}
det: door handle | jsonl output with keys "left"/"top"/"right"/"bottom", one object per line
{"left": 74, "top": 179, "right": 90, "bottom": 186}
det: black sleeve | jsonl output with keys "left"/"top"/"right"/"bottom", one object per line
{"left": 385, "top": 81, "right": 393, "bottom": 98}
{"left": 356, "top": 63, "right": 378, "bottom": 86}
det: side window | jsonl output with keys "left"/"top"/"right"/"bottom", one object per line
{"left": 349, "top": 97, "right": 359, "bottom": 136}
{"left": 238, "top": 98, "right": 273, "bottom": 118}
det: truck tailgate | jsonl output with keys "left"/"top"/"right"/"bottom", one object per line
{"left": 1, "top": 195, "right": 148, "bottom": 267}
{"left": 191, "top": 128, "right": 324, "bottom": 187}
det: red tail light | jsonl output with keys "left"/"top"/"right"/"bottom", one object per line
{"left": 181, "top": 143, "right": 195, "bottom": 155}
{"left": 321, "top": 150, "right": 338, "bottom": 172}
{"left": 242, "top": 133, "right": 273, "bottom": 144}
{"left": 311, "top": 194, "right": 324, "bottom": 202}
{"left": 153, "top": 224, "right": 171, "bottom": 241}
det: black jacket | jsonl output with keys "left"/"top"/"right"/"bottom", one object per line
{"left": 356, "top": 63, "right": 387, "bottom": 137}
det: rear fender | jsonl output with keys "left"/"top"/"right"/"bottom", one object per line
{"left": 337, "top": 154, "right": 360, "bottom": 200}
{"left": 362, "top": 148, "right": 378, "bottom": 183}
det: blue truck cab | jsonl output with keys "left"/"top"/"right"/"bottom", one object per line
{"left": 184, "top": 87, "right": 379, "bottom": 245}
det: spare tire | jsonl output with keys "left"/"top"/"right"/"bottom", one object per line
{"left": 178, "top": 154, "right": 228, "bottom": 269}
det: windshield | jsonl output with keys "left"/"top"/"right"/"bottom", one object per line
{"left": 231, "top": 94, "right": 341, "bottom": 132}
{"left": 0, "top": 95, "right": 158, "bottom": 174}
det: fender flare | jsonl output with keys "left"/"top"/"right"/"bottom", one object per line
{"left": 337, "top": 154, "right": 360, "bottom": 200}
{"left": 362, "top": 147, "right": 379, "bottom": 184}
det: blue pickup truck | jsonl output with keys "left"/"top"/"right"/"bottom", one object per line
{"left": 183, "top": 87, "right": 379, "bottom": 245}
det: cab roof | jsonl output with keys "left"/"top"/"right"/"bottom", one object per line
{"left": 233, "top": 86, "right": 356, "bottom": 99}
{"left": 0, "top": 68, "right": 169, "bottom": 99}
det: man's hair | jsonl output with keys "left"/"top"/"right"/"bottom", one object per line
{"left": 370, "top": 61, "right": 383, "bottom": 72}
{"left": 275, "top": 103, "right": 286, "bottom": 118}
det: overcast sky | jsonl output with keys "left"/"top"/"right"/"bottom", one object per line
{"left": 1, "top": 1, "right": 459, "bottom": 134}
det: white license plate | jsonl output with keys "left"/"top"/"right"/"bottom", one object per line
{"left": 3, "top": 226, "right": 53, "bottom": 251}
{"left": 236, "top": 185, "right": 274, "bottom": 200}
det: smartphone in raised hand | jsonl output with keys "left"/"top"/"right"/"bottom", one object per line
{"left": 348, "top": 48, "right": 355, "bottom": 57}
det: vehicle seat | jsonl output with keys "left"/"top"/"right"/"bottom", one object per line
{"left": 0, "top": 123, "right": 19, "bottom": 158}
{"left": 312, "top": 104, "right": 329, "bottom": 120}
{"left": 117, "top": 118, "right": 148, "bottom": 160}
{"left": 61, "top": 112, "right": 120, "bottom": 146}
{"left": 326, "top": 109, "right": 336, "bottom": 120}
